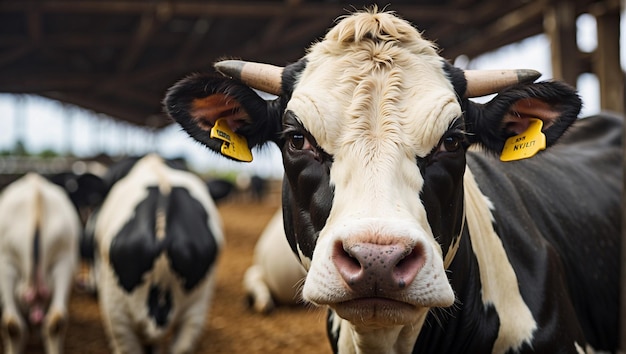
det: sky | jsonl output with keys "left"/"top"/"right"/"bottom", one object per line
{"left": 0, "top": 13, "right": 624, "bottom": 178}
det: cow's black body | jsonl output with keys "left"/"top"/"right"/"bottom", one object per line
{"left": 109, "top": 186, "right": 218, "bottom": 293}
{"left": 406, "top": 114, "right": 621, "bottom": 353}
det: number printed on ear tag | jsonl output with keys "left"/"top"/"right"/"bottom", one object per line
{"left": 210, "top": 118, "right": 253, "bottom": 162}
{"left": 500, "top": 118, "right": 546, "bottom": 162}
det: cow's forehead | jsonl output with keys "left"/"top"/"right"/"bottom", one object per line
{"left": 287, "top": 11, "right": 461, "bottom": 157}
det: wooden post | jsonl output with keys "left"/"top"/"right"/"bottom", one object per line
{"left": 593, "top": 5, "right": 624, "bottom": 114}
{"left": 544, "top": 1, "right": 581, "bottom": 86}
{"left": 593, "top": 1, "right": 626, "bottom": 351}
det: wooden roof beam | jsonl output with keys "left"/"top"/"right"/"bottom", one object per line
{"left": 0, "top": 1, "right": 471, "bottom": 23}
{"left": 173, "top": 18, "right": 212, "bottom": 64}
{"left": 444, "top": 0, "right": 547, "bottom": 59}
{"left": 0, "top": 73, "right": 159, "bottom": 107}
{"left": 240, "top": 17, "right": 330, "bottom": 62}
{"left": 0, "top": 72, "right": 95, "bottom": 92}
{"left": 117, "top": 13, "right": 159, "bottom": 73}
{"left": 95, "top": 11, "right": 168, "bottom": 99}
{"left": 0, "top": 44, "right": 36, "bottom": 69}
{"left": 27, "top": 8, "right": 42, "bottom": 42}
{"left": 40, "top": 92, "right": 169, "bottom": 128}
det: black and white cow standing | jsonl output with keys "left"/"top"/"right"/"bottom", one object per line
{"left": 87, "top": 154, "right": 223, "bottom": 354}
{"left": 0, "top": 173, "right": 80, "bottom": 354}
{"left": 164, "top": 9, "right": 620, "bottom": 354}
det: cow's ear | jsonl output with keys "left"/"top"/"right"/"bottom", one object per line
{"left": 164, "top": 73, "right": 283, "bottom": 161}
{"left": 465, "top": 81, "right": 582, "bottom": 153}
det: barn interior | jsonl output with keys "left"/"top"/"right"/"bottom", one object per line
{"left": 0, "top": 1, "right": 625, "bottom": 352}
{"left": 0, "top": 0, "right": 623, "bottom": 129}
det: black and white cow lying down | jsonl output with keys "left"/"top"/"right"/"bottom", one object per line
{"left": 83, "top": 154, "right": 223, "bottom": 354}
{"left": 0, "top": 173, "right": 80, "bottom": 354}
{"left": 244, "top": 209, "right": 307, "bottom": 313}
{"left": 164, "top": 9, "right": 620, "bottom": 354}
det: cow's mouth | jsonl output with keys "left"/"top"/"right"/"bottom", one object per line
{"left": 333, "top": 297, "right": 424, "bottom": 327}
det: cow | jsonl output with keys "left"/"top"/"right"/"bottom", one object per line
{"left": 0, "top": 173, "right": 80, "bottom": 354}
{"left": 85, "top": 154, "right": 223, "bottom": 354}
{"left": 47, "top": 171, "right": 107, "bottom": 224}
{"left": 243, "top": 209, "right": 307, "bottom": 313}
{"left": 163, "top": 9, "right": 620, "bottom": 354}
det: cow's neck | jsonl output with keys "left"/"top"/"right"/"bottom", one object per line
{"left": 328, "top": 168, "right": 537, "bottom": 353}
{"left": 335, "top": 310, "right": 429, "bottom": 354}
{"left": 461, "top": 167, "right": 537, "bottom": 352}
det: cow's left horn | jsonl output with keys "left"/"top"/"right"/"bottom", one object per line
{"left": 464, "top": 69, "right": 541, "bottom": 98}
{"left": 214, "top": 60, "right": 283, "bottom": 95}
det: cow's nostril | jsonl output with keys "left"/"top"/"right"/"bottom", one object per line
{"left": 394, "top": 244, "right": 425, "bottom": 281}
{"left": 333, "top": 242, "right": 362, "bottom": 285}
{"left": 333, "top": 241, "right": 425, "bottom": 292}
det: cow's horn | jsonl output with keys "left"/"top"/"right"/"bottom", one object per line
{"left": 214, "top": 60, "right": 283, "bottom": 95}
{"left": 464, "top": 69, "right": 541, "bottom": 98}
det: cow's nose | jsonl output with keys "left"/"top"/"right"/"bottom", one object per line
{"left": 333, "top": 241, "right": 425, "bottom": 293}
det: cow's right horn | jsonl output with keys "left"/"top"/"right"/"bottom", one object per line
{"left": 214, "top": 60, "right": 283, "bottom": 95}
{"left": 464, "top": 69, "right": 541, "bottom": 98}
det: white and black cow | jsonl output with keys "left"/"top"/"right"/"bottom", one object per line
{"left": 86, "top": 154, "right": 223, "bottom": 354}
{"left": 0, "top": 173, "right": 80, "bottom": 354}
{"left": 164, "top": 9, "right": 620, "bottom": 354}
{"left": 244, "top": 209, "right": 307, "bottom": 313}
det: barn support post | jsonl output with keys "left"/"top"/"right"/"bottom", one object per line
{"left": 544, "top": 1, "right": 581, "bottom": 86}
{"left": 591, "top": 2, "right": 625, "bottom": 350}
{"left": 13, "top": 95, "right": 27, "bottom": 155}
{"left": 546, "top": 1, "right": 625, "bottom": 349}
{"left": 592, "top": 1, "right": 624, "bottom": 114}
{"left": 588, "top": 4, "right": 626, "bottom": 349}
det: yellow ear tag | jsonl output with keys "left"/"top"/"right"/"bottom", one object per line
{"left": 209, "top": 118, "right": 253, "bottom": 162}
{"left": 500, "top": 118, "right": 546, "bottom": 162}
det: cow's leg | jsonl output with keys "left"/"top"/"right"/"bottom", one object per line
{"left": 0, "top": 311, "right": 26, "bottom": 354}
{"left": 75, "top": 262, "right": 98, "bottom": 296}
{"left": 169, "top": 285, "right": 212, "bottom": 354}
{"left": 101, "top": 303, "right": 144, "bottom": 354}
{"left": 0, "top": 265, "right": 27, "bottom": 354}
{"left": 41, "top": 256, "right": 75, "bottom": 354}
{"left": 243, "top": 265, "right": 275, "bottom": 313}
{"left": 99, "top": 271, "right": 144, "bottom": 354}
{"left": 105, "top": 322, "right": 145, "bottom": 354}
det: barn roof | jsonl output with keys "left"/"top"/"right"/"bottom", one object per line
{"left": 0, "top": 0, "right": 613, "bottom": 128}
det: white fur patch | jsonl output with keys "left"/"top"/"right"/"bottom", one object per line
{"left": 336, "top": 310, "right": 429, "bottom": 354}
{"left": 464, "top": 168, "right": 536, "bottom": 353}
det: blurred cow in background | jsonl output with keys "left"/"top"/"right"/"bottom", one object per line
{"left": 244, "top": 209, "right": 307, "bottom": 313}
{"left": 48, "top": 171, "right": 106, "bottom": 224}
{"left": 205, "top": 178, "right": 235, "bottom": 203}
{"left": 0, "top": 173, "right": 80, "bottom": 354}
{"left": 83, "top": 154, "right": 223, "bottom": 354}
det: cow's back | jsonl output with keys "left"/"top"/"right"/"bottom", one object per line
{"left": 0, "top": 173, "right": 80, "bottom": 273}
{"left": 0, "top": 173, "right": 80, "bottom": 354}
{"left": 466, "top": 114, "right": 621, "bottom": 350}
{"left": 94, "top": 154, "right": 223, "bottom": 350}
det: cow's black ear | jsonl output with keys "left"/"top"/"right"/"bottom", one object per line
{"left": 164, "top": 73, "right": 283, "bottom": 161}
{"left": 464, "top": 81, "right": 581, "bottom": 154}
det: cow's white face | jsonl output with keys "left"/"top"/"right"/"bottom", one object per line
{"left": 283, "top": 12, "right": 459, "bottom": 327}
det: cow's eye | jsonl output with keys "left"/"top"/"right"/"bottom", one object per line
{"left": 289, "top": 133, "right": 312, "bottom": 151}
{"left": 440, "top": 135, "right": 462, "bottom": 153}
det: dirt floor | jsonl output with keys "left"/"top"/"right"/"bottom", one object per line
{"left": 19, "top": 193, "right": 330, "bottom": 354}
